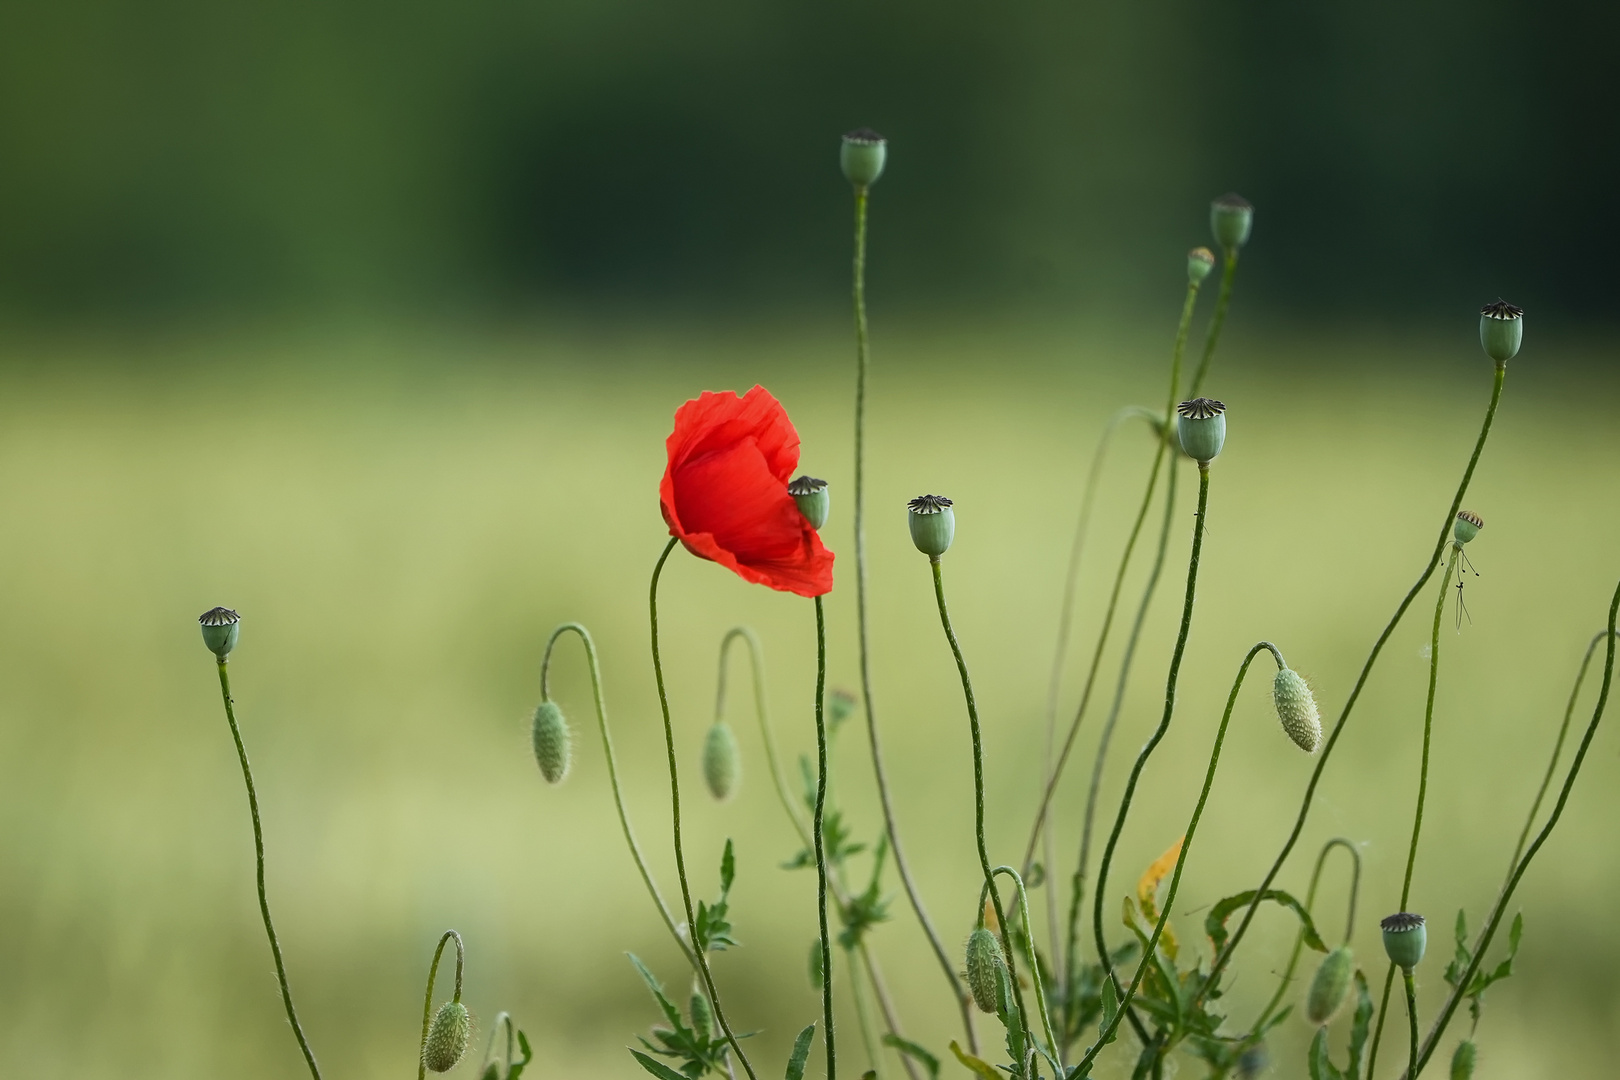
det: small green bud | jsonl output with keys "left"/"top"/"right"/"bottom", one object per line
{"left": 1380, "top": 912, "right": 1427, "bottom": 971}
{"left": 1210, "top": 193, "right": 1254, "bottom": 250}
{"left": 1176, "top": 398, "right": 1227, "bottom": 466}
{"left": 1305, "top": 945, "right": 1354, "bottom": 1025}
{"left": 809, "top": 939, "right": 825, "bottom": 989}
{"left": 788, "top": 475, "right": 830, "bottom": 530}
{"left": 1273, "top": 667, "right": 1322, "bottom": 753}
{"left": 1479, "top": 299, "right": 1523, "bottom": 364}
{"left": 702, "top": 720, "right": 741, "bottom": 801}
{"left": 965, "top": 927, "right": 1005, "bottom": 1014}
{"left": 199, "top": 607, "right": 241, "bottom": 660}
{"left": 1187, "top": 246, "right": 1216, "bottom": 284}
{"left": 690, "top": 991, "right": 714, "bottom": 1038}
{"left": 907, "top": 494, "right": 955, "bottom": 558}
{"left": 531, "top": 700, "right": 572, "bottom": 784}
{"left": 841, "top": 128, "right": 887, "bottom": 188}
{"left": 1454, "top": 510, "right": 1484, "bottom": 546}
{"left": 424, "top": 1000, "right": 472, "bottom": 1073}
{"left": 1450, "top": 1039, "right": 1477, "bottom": 1080}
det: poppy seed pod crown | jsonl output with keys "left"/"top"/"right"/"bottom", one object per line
{"left": 1187, "top": 247, "right": 1216, "bottom": 284}
{"left": 787, "top": 475, "right": 830, "bottom": 530}
{"left": 1211, "top": 193, "right": 1254, "bottom": 250}
{"left": 1176, "top": 398, "right": 1227, "bottom": 466}
{"left": 1380, "top": 912, "right": 1427, "bottom": 971}
{"left": 1454, "top": 510, "right": 1484, "bottom": 546}
{"left": 1479, "top": 299, "right": 1523, "bottom": 364}
{"left": 840, "top": 128, "right": 887, "bottom": 187}
{"left": 907, "top": 494, "right": 955, "bottom": 557}
{"left": 964, "top": 927, "right": 1005, "bottom": 1014}
{"left": 199, "top": 607, "right": 241, "bottom": 660}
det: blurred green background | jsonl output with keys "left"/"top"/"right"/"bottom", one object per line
{"left": 1, "top": 1, "right": 1619, "bottom": 1078}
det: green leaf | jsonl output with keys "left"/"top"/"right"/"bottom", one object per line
{"left": 1204, "top": 889, "right": 1328, "bottom": 955}
{"left": 948, "top": 1041, "right": 1002, "bottom": 1080}
{"left": 1444, "top": 909, "right": 1472, "bottom": 989}
{"left": 720, "top": 839, "right": 736, "bottom": 894}
{"left": 784, "top": 1024, "right": 816, "bottom": 1080}
{"left": 1346, "top": 968, "right": 1373, "bottom": 1079}
{"left": 627, "top": 954, "right": 686, "bottom": 1034}
{"left": 631, "top": 1049, "right": 691, "bottom": 1080}
{"left": 506, "top": 1030, "right": 532, "bottom": 1080}
{"left": 1098, "top": 977, "right": 1120, "bottom": 1047}
{"left": 1307, "top": 1027, "right": 1335, "bottom": 1080}
{"left": 881, "top": 1034, "right": 941, "bottom": 1079}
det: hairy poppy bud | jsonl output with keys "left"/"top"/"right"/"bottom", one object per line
{"left": 199, "top": 607, "right": 241, "bottom": 660}
{"left": 965, "top": 927, "right": 1005, "bottom": 1014}
{"left": 1380, "top": 912, "right": 1426, "bottom": 971}
{"left": 809, "top": 940, "right": 825, "bottom": 989}
{"left": 702, "top": 721, "right": 741, "bottom": 801}
{"left": 424, "top": 1000, "right": 472, "bottom": 1072}
{"left": 531, "top": 700, "right": 571, "bottom": 784}
{"left": 1454, "top": 510, "right": 1484, "bottom": 546}
{"left": 1176, "top": 398, "right": 1227, "bottom": 466}
{"left": 1450, "top": 1039, "right": 1476, "bottom": 1080}
{"left": 1273, "top": 667, "right": 1322, "bottom": 753}
{"left": 841, "top": 128, "right": 887, "bottom": 188}
{"left": 690, "top": 991, "right": 714, "bottom": 1038}
{"left": 1479, "top": 300, "right": 1523, "bottom": 364}
{"left": 1210, "top": 193, "right": 1253, "bottom": 251}
{"left": 907, "top": 494, "right": 955, "bottom": 558}
{"left": 788, "top": 475, "right": 830, "bottom": 530}
{"left": 1187, "top": 247, "right": 1216, "bottom": 284}
{"left": 1305, "top": 945, "right": 1354, "bottom": 1024}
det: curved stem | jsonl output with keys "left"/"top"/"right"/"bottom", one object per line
{"left": 1187, "top": 248, "right": 1238, "bottom": 397}
{"left": 978, "top": 867, "right": 1062, "bottom": 1075}
{"left": 1249, "top": 837, "right": 1361, "bottom": 1038}
{"left": 417, "top": 930, "right": 465, "bottom": 1080}
{"left": 542, "top": 622, "right": 696, "bottom": 972}
{"left": 716, "top": 627, "right": 807, "bottom": 844}
{"left": 214, "top": 661, "right": 323, "bottom": 1080}
{"left": 813, "top": 596, "right": 837, "bottom": 1080}
{"left": 1076, "top": 466, "right": 1212, "bottom": 1070}
{"left": 649, "top": 538, "right": 758, "bottom": 1080}
{"left": 1199, "top": 363, "right": 1508, "bottom": 1006}
{"left": 481, "top": 1011, "right": 516, "bottom": 1080}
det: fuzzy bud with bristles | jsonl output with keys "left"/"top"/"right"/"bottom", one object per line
{"left": 1176, "top": 398, "right": 1227, "bottom": 466}
{"left": 1187, "top": 247, "right": 1216, "bottom": 284}
{"left": 423, "top": 1000, "right": 472, "bottom": 1072}
{"left": 907, "top": 494, "right": 955, "bottom": 558}
{"left": 1273, "top": 667, "right": 1322, "bottom": 753}
{"left": 1210, "top": 193, "right": 1254, "bottom": 250}
{"left": 1479, "top": 300, "right": 1523, "bottom": 364}
{"left": 702, "top": 721, "right": 741, "bottom": 801}
{"left": 841, "top": 128, "right": 887, "bottom": 188}
{"left": 965, "top": 927, "right": 1006, "bottom": 1014}
{"left": 199, "top": 607, "right": 241, "bottom": 660}
{"left": 1380, "top": 912, "right": 1427, "bottom": 971}
{"left": 531, "top": 700, "right": 572, "bottom": 784}
{"left": 1454, "top": 510, "right": 1484, "bottom": 546}
{"left": 788, "top": 475, "right": 830, "bottom": 530}
{"left": 1450, "top": 1039, "right": 1477, "bottom": 1080}
{"left": 1305, "top": 945, "right": 1354, "bottom": 1025}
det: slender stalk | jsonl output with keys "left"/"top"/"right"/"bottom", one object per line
{"left": 648, "top": 538, "right": 758, "bottom": 1080}
{"left": 1403, "top": 970, "right": 1419, "bottom": 1080}
{"left": 1187, "top": 248, "right": 1238, "bottom": 397}
{"left": 213, "top": 661, "right": 322, "bottom": 1080}
{"left": 542, "top": 623, "right": 696, "bottom": 971}
{"left": 1249, "top": 838, "right": 1361, "bottom": 1038}
{"left": 849, "top": 183, "right": 974, "bottom": 1045}
{"left": 1077, "top": 465, "right": 1212, "bottom": 1069}
{"left": 1199, "top": 362, "right": 1508, "bottom": 1005}
{"left": 1410, "top": 587, "right": 1619, "bottom": 1076}
{"left": 813, "top": 595, "right": 837, "bottom": 1080}
{"left": 417, "top": 930, "right": 464, "bottom": 1080}
{"left": 978, "top": 867, "right": 1062, "bottom": 1075}
{"left": 847, "top": 948, "right": 885, "bottom": 1080}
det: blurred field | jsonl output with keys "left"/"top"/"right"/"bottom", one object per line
{"left": 0, "top": 313, "right": 1617, "bottom": 1079}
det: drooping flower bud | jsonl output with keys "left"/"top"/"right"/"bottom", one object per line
{"left": 690, "top": 991, "right": 714, "bottom": 1038}
{"left": 1210, "top": 193, "right": 1254, "bottom": 251}
{"left": 1450, "top": 1039, "right": 1477, "bottom": 1080}
{"left": 1380, "top": 912, "right": 1427, "bottom": 971}
{"left": 907, "top": 494, "right": 955, "bottom": 558}
{"left": 1454, "top": 510, "right": 1484, "bottom": 546}
{"left": 1478, "top": 299, "right": 1523, "bottom": 364}
{"left": 788, "top": 475, "right": 830, "bottom": 530}
{"left": 199, "top": 607, "right": 241, "bottom": 660}
{"left": 841, "top": 128, "right": 887, "bottom": 188}
{"left": 965, "top": 927, "right": 1006, "bottom": 1014}
{"left": 531, "top": 700, "right": 572, "bottom": 784}
{"left": 424, "top": 1000, "right": 472, "bottom": 1072}
{"left": 1187, "top": 247, "right": 1216, "bottom": 284}
{"left": 1176, "top": 398, "right": 1227, "bottom": 466}
{"left": 1305, "top": 945, "right": 1354, "bottom": 1024}
{"left": 702, "top": 720, "right": 741, "bottom": 801}
{"left": 1273, "top": 667, "right": 1322, "bottom": 753}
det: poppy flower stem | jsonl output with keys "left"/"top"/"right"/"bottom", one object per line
{"left": 813, "top": 595, "right": 837, "bottom": 1080}
{"left": 416, "top": 930, "right": 464, "bottom": 1080}
{"left": 212, "top": 660, "right": 323, "bottom": 1080}
{"left": 1188, "top": 248, "right": 1238, "bottom": 397}
{"left": 1247, "top": 837, "right": 1361, "bottom": 1040}
{"left": 649, "top": 537, "right": 758, "bottom": 1080}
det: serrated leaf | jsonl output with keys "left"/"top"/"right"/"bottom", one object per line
{"left": 505, "top": 1031, "right": 532, "bottom": 1080}
{"left": 784, "top": 1023, "right": 816, "bottom": 1080}
{"left": 882, "top": 1034, "right": 941, "bottom": 1079}
{"left": 1135, "top": 836, "right": 1184, "bottom": 961}
{"left": 1204, "top": 889, "right": 1328, "bottom": 955}
{"left": 631, "top": 1049, "right": 691, "bottom": 1080}
{"left": 1307, "top": 1028, "right": 1335, "bottom": 1080}
{"left": 627, "top": 954, "right": 687, "bottom": 1034}
{"left": 1346, "top": 968, "right": 1373, "bottom": 1077}
{"left": 948, "top": 1041, "right": 1003, "bottom": 1080}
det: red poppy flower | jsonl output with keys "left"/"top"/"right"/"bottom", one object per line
{"left": 660, "top": 386, "right": 834, "bottom": 598}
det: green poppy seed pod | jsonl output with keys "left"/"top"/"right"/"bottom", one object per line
{"left": 1187, "top": 247, "right": 1216, "bottom": 284}
{"left": 1176, "top": 398, "right": 1227, "bottom": 466}
{"left": 1450, "top": 1039, "right": 1477, "bottom": 1080}
{"left": 840, "top": 128, "right": 887, "bottom": 188}
{"left": 965, "top": 927, "right": 1005, "bottom": 1014}
{"left": 1479, "top": 299, "right": 1523, "bottom": 363}
{"left": 1273, "top": 667, "right": 1322, "bottom": 753}
{"left": 809, "top": 940, "right": 825, "bottom": 989}
{"left": 907, "top": 494, "right": 955, "bottom": 557}
{"left": 788, "top": 475, "right": 830, "bottom": 530}
{"left": 690, "top": 991, "right": 714, "bottom": 1039}
{"left": 702, "top": 720, "right": 741, "bottom": 801}
{"left": 1305, "top": 945, "right": 1354, "bottom": 1025}
{"left": 199, "top": 607, "right": 241, "bottom": 660}
{"left": 1454, "top": 510, "right": 1484, "bottom": 546}
{"left": 531, "top": 700, "right": 572, "bottom": 784}
{"left": 423, "top": 1000, "right": 471, "bottom": 1073}
{"left": 1210, "top": 193, "right": 1254, "bottom": 250}
{"left": 1380, "top": 912, "right": 1427, "bottom": 971}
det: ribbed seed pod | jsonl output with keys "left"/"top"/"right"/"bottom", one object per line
{"left": 1305, "top": 946, "right": 1354, "bottom": 1024}
{"left": 690, "top": 992, "right": 714, "bottom": 1039}
{"left": 965, "top": 928, "right": 1005, "bottom": 1014}
{"left": 1273, "top": 667, "right": 1322, "bottom": 753}
{"left": 1479, "top": 299, "right": 1523, "bottom": 363}
{"left": 1210, "top": 193, "right": 1254, "bottom": 250}
{"left": 531, "top": 700, "right": 571, "bottom": 784}
{"left": 1187, "top": 247, "right": 1216, "bottom": 284}
{"left": 788, "top": 475, "right": 830, "bottom": 530}
{"left": 840, "top": 128, "right": 887, "bottom": 188}
{"left": 424, "top": 1000, "right": 472, "bottom": 1073}
{"left": 1380, "top": 912, "right": 1427, "bottom": 971}
{"left": 702, "top": 721, "right": 741, "bottom": 801}
{"left": 199, "top": 607, "right": 241, "bottom": 660}
{"left": 1450, "top": 1039, "right": 1477, "bottom": 1080}
{"left": 1454, "top": 510, "right": 1484, "bottom": 546}
{"left": 1176, "top": 398, "right": 1227, "bottom": 466}
{"left": 907, "top": 494, "right": 955, "bottom": 557}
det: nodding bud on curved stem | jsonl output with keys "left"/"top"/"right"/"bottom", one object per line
{"left": 1187, "top": 247, "right": 1216, "bottom": 284}
{"left": 531, "top": 700, "right": 572, "bottom": 784}
{"left": 199, "top": 607, "right": 241, "bottom": 660}
{"left": 1273, "top": 667, "right": 1322, "bottom": 753}
{"left": 908, "top": 494, "right": 955, "bottom": 557}
{"left": 1380, "top": 912, "right": 1427, "bottom": 971}
{"left": 424, "top": 1002, "right": 471, "bottom": 1073}
{"left": 788, "top": 475, "right": 830, "bottom": 530}
{"left": 964, "top": 927, "right": 1005, "bottom": 1014}
{"left": 1305, "top": 945, "right": 1354, "bottom": 1025}
{"left": 1176, "top": 398, "right": 1227, "bottom": 466}
{"left": 1479, "top": 299, "right": 1523, "bottom": 364}
{"left": 1454, "top": 510, "right": 1484, "bottom": 546}
{"left": 840, "top": 128, "right": 887, "bottom": 188}
{"left": 702, "top": 720, "right": 741, "bottom": 801}
{"left": 1210, "top": 193, "right": 1254, "bottom": 251}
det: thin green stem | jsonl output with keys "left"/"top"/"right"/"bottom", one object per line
{"left": 417, "top": 930, "right": 465, "bottom": 1080}
{"left": 1403, "top": 970, "right": 1419, "bottom": 1080}
{"left": 1188, "top": 248, "right": 1238, "bottom": 397}
{"left": 1249, "top": 838, "right": 1360, "bottom": 1039}
{"left": 1199, "top": 362, "right": 1508, "bottom": 1006}
{"left": 813, "top": 595, "right": 837, "bottom": 1080}
{"left": 1077, "top": 465, "right": 1211, "bottom": 1071}
{"left": 542, "top": 622, "right": 696, "bottom": 972}
{"left": 979, "top": 867, "right": 1062, "bottom": 1075}
{"left": 481, "top": 1011, "right": 516, "bottom": 1080}
{"left": 214, "top": 661, "right": 322, "bottom": 1080}
{"left": 649, "top": 537, "right": 758, "bottom": 1080}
